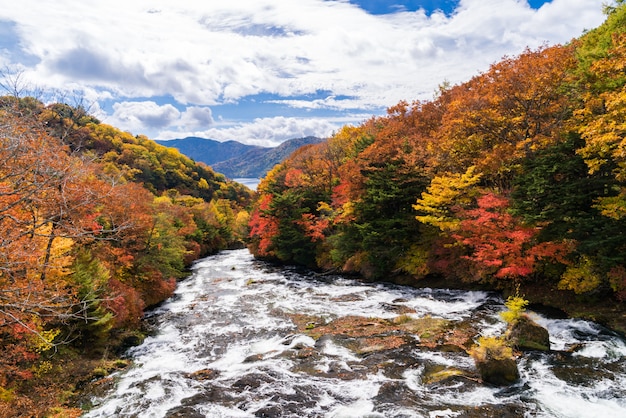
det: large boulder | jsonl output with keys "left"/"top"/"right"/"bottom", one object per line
{"left": 470, "top": 337, "right": 520, "bottom": 386}
{"left": 507, "top": 315, "right": 550, "bottom": 351}
{"left": 475, "top": 357, "right": 520, "bottom": 386}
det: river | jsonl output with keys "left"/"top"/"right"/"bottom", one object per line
{"left": 233, "top": 178, "right": 260, "bottom": 191}
{"left": 83, "top": 249, "right": 626, "bottom": 417}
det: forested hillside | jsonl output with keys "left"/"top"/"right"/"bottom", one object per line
{"left": 0, "top": 97, "right": 252, "bottom": 416}
{"left": 212, "top": 136, "right": 324, "bottom": 178}
{"left": 158, "top": 136, "right": 324, "bottom": 178}
{"left": 155, "top": 137, "right": 263, "bottom": 168}
{"left": 248, "top": 6, "right": 626, "bottom": 328}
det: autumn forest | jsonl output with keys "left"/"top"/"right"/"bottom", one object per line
{"left": 248, "top": 6, "right": 626, "bottom": 330}
{"left": 0, "top": 92, "right": 252, "bottom": 414}
{"left": 2, "top": 3, "right": 626, "bottom": 417}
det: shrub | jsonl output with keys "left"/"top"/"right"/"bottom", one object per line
{"left": 470, "top": 336, "right": 514, "bottom": 362}
{"left": 500, "top": 295, "right": 529, "bottom": 324}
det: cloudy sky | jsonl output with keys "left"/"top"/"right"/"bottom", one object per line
{"left": 0, "top": 0, "right": 608, "bottom": 146}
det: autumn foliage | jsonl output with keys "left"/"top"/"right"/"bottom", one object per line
{"left": 249, "top": 4, "right": 626, "bottom": 300}
{"left": 0, "top": 96, "right": 251, "bottom": 415}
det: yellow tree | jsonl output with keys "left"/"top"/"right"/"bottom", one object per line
{"left": 577, "top": 33, "right": 626, "bottom": 219}
{"left": 414, "top": 166, "right": 482, "bottom": 231}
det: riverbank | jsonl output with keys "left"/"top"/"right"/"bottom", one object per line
{"left": 389, "top": 273, "right": 626, "bottom": 337}
{"left": 80, "top": 249, "right": 626, "bottom": 417}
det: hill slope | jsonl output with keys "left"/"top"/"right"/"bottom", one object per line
{"left": 157, "top": 136, "right": 323, "bottom": 178}
{"left": 155, "top": 137, "right": 264, "bottom": 166}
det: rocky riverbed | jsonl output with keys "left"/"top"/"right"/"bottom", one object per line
{"left": 82, "top": 249, "right": 626, "bottom": 417}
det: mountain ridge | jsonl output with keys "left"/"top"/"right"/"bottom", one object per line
{"left": 156, "top": 136, "right": 323, "bottom": 178}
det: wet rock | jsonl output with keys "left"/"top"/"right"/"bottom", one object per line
{"left": 250, "top": 385, "right": 322, "bottom": 417}
{"left": 186, "top": 368, "right": 219, "bottom": 381}
{"left": 74, "top": 376, "right": 117, "bottom": 409}
{"left": 421, "top": 365, "right": 466, "bottom": 385}
{"left": 475, "top": 357, "right": 520, "bottom": 386}
{"left": 180, "top": 385, "right": 242, "bottom": 406}
{"left": 269, "top": 387, "right": 319, "bottom": 412}
{"left": 494, "top": 381, "right": 531, "bottom": 398}
{"left": 232, "top": 373, "right": 274, "bottom": 390}
{"left": 380, "top": 302, "right": 416, "bottom": 315}
{"left": 551, "top": 359, "right": 615, "bottom": 385}
{"left": 460, "top": 403, "right": 528, "bottom": 417}
{"left": 294, "top": 345, "right": 317, "bottom": 359}
{"left": 316, "top": 360, "right": 369, "bottom": 380}
{"left": 471, "top": 336, "right": 520, "bottom": 386}
{"left": 347, "top": 334, "right": 412, "bottom": 355}
{"left": 373, "top": 346, "right": 422, "bottom": 379}
{"left": 243, "top": 353, "right": 265, "bottom": 363}
{"left": 254, "top": 405, "right": 283, "bottom": 417}
{"left": 435, "top": 343, "right": 468, "bottom": 353}
{"left": 314, "top": 334, "right": 335, "bottom": 349}
{"left": 437, "top": 322, "right": 479, "bottom": 351}
{"left": 374, "top": 381, "right": 417, "bottom": 408}
{"left": 330, "top": 293, "right": 364, "bottom": 302}
{"left": 165, "top": 406, "right": 205, "bottom": 418}
{"left": 507, "top": 315, "right": 550, "bottom": 351}
{"left": 327, "top": 360, "right": 349, "bottom": 374}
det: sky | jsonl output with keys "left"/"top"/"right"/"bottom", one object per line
{"left": 0, "top": 0, "right": 609, "bottom": 147}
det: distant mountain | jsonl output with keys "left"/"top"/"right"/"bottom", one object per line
{"left": 155, "top": 137, "right": 264, "bottom": 166}
{"left": 212, "top": 136, "right": 323, "bottom": 178}
{"left": 156, "top": 136, "right": 323, "bottom": 179}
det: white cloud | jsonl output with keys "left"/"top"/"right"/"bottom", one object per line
{"left": 157, "top": 115, "right": 362, "bottom": 147}
{"left": 107, "top": 101, "right": 218, "bottom": 135}
{"left": 0, "top": 0, "right": 610, "bottom": 144}
{"left": 108, "top": 101, "right": 181, "bottom": 132}
{"left": 179, "top": 106, "right": 214, "bottom": 129}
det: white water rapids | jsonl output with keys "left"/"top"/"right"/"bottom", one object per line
{"left": 83, "top": 249, "right": 626, "bottom": 417}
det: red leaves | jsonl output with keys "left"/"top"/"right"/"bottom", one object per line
{"left": 249, "top": 194, "right": 280, "bottom": 256}
{"left": 296, "top": 213, "right": 330, "bottom": 242}
{"left": 454, "top": 193, "right": 570, "bottom": 281}
{"left": 105, "top": 279, "right": 145, "bottom": 327}
{"left": 284, "top": 168, "right": 306, "bottom": 188}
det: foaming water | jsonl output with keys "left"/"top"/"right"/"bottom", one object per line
{"left": 83, "top": 249, "right": 626, "bottom": 417}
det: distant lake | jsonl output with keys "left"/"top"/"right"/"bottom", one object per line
{"left": 233, "top": 178, "right": 261, "bottom": 191}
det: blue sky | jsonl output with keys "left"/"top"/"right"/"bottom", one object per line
{"left": 350, "top": 0, "right": 552, "bottom": 14}
{"left": 0, "top": 0, "right": 608, "bottom": 146}
{"left": 351, "top": 0, "right": 460, "bottom": 15}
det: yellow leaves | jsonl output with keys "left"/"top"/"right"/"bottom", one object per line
{"left": 19, "top": 223, "right": 76, "bottom": 282}
{"left": 470, "top": 336, "right": 514, "bottom": 362}
{"left": 594, "top": 194, "right": 626, "bottom": 220}
{"left": 331, "top": 125, "right": 367, "bottom": 158}
{"left": 578, "top": 91, "right": 626, "bottom": 166}
{"left": 336, "top": 200, "right": 356, "bottom": 224}
{"left": 316, "top": 201, "right": 333, "bottom": 215}
{"left": 414, "top": 166, "right": 482, "bottom": 231}
{"left": 558, "top": 256, "right": 603, "bottom": 294}
{"left": 500, "top": 296, "right": 529, "bottom": 325}
{"left": 234, "top": 210, "right": 250, "bottom": 240}
{"left": 577, "top": 34, "right": 626, "bottom": 176}
{"left": 198, "top": 178, "right": 209, "bottom": 189}
{"left": 33, "top": 360, "right": 53, "bottom": 378}
{"left": 47, "top": 237, "right": 75, "bottom": 279}
{"left": 153, "top": 195, "right": 172, "bottom": 205}
{"left": 0, "top": 387, "right": 15, "bottom": 403}
{"left": 396, "top": 244, "right": 430, "bottom": 277}
{"left": 30, "top": 329, "right": 60, "bottom": 353}
{"left": 257, "top": 164, "right": 285, "bottom": 194}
